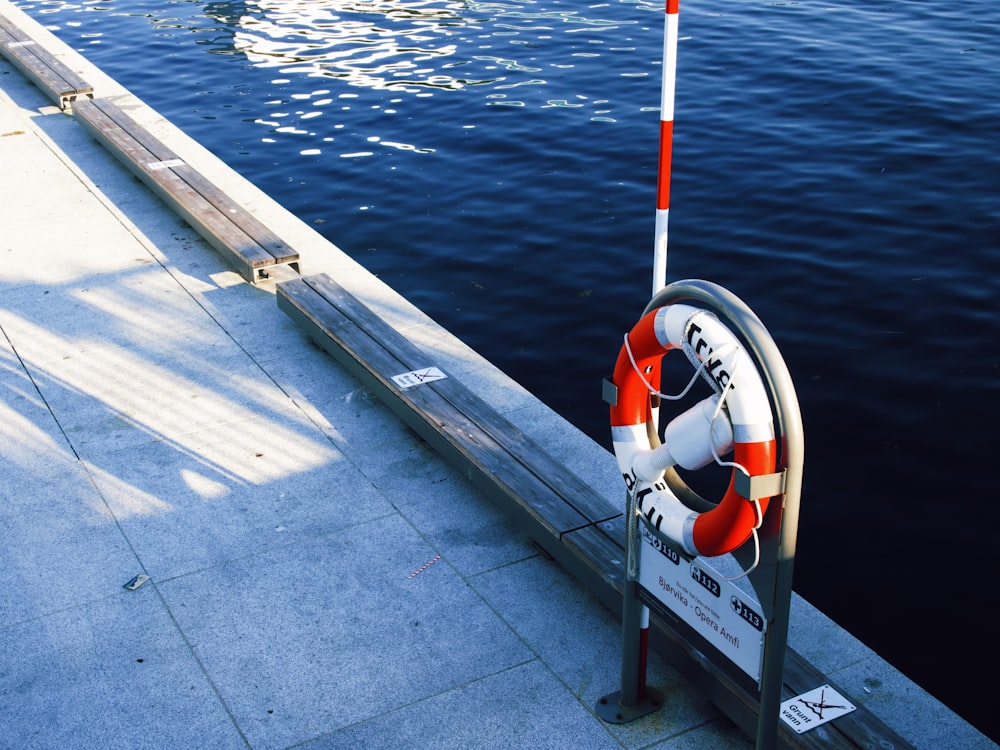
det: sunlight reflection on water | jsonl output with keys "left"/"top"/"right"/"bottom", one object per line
{"left": 216, "top": 0, "right": 658, "bottom": 154}
{"left": 231, "top": 0, "right": 651, "bottom": 105}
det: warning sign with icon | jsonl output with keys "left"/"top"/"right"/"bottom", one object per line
{"left": 391, "top": 366, "right": 447, "bottom": 389}
{"left": 780, "top": 684, "right": 857, "bottom": 733}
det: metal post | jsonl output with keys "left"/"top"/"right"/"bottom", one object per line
{"left": 596, "top": 490, "right": 663, "bottom": 723}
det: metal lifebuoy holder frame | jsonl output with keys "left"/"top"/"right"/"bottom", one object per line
{"left": 597, "top": 279, "right": 804, "bottom": 750}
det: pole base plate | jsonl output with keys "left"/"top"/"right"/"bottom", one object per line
{"left": 595, "top": 688, "right": 663, "bottom": 724}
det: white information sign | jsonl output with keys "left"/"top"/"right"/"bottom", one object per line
{"left": 636, "top": 523, "right": 766, "bottom": 682}
{"left": 779, "top": 684, "right": 856, "bottom": 733}
{"left": 391, "top": 366, "right": 447, "bottom": 389}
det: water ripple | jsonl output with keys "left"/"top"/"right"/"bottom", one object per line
{"left": 228, "top": 0, "right": 655, "bottom": 106}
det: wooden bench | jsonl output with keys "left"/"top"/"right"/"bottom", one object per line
{"left": 73, "top": 97, "right": 300, "bottom": 285}
{"left": 0, "top": 14, "right": 93, "bottom": 110}
{"left": 276, "top": 272, "right": 915, "bottom": 750}
{"left": 277, "top": 273, "right": 622, "bottom": 540}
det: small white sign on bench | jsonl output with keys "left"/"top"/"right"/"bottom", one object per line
{"left": 780, "top": 684, "right": 856, "bottom": 733}
{"left": 392, "top": 367, "right": 447, "bottom": 389}
{"left": 147, "top": 158, "right": 186, "bottom": 171}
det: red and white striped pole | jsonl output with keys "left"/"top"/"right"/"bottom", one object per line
{"left": 652, "top": 0, "right": 679, "bottom": 294}
{"left": 639, "top": 0, "right": 680, "bottom": 704}
{"left": 602, "top": 1, "right": 682, "bottom": 720}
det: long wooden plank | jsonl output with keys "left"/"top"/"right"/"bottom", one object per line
{"left": 80, "top": 98, "right": 296, "bottom": 265}
{"left": 299, "top": 273, "right": 622, "bottom": 527}
{"left": 72, "top": 98, "right": 272, "bottom": 275}
{"left": 73, "top": 98, "right": 300, "bottom": 282}
{"left": 0, "top": 14, "right": 92, "bottom": 108}
{"left": 171, "top": 162, "right": 299, "bottom": 265}
{"left": 82, "top": 99, "right": 298, "bottom": 266}
{"left": 276, "top": 276, "right": 598, "bottom": 538}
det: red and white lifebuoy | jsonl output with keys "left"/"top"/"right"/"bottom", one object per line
{"left": 610, "top": 303, "right": 777, "bottom": 557}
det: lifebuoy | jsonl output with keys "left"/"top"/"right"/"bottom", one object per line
{"left": 610, "top": 303, "right": 777, "bottom": 557}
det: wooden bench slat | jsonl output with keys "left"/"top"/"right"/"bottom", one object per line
{"left": 296, "top": 273, "right": 622, "bottom": 529}
{"left": 79, "top": 98, "right": 299, "bottom": 267}
{"left": 0, "top": 14, "right": 92, "bottom": 109}
{"left": 277, "top": 275, "right": 609, "bottom": 537}
{"left": 71, "top": 98, "right": 276, "bottom": 270}
{"left": 171, "top": 162, "right": 300, "bottom": 266}
{"left": 72, "top": 97, "right": 300, "bottom": 282}
{"left": 277, "top": 276, "right": 594, "bottom": 537}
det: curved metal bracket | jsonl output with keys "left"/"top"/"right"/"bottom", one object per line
{"left": 604, "top": 279, "right": 804, "bottom": 750}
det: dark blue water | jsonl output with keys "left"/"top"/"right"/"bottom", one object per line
{"left": 17, "top": 0, "right": 1000, "bottom": 741}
